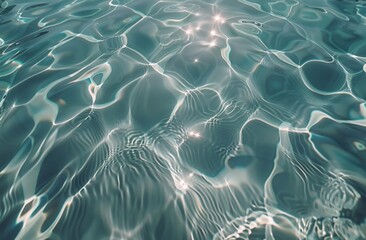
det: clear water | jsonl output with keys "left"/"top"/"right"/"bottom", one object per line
{"left": 1, "top": 0, "right": 366, "bottom": 239}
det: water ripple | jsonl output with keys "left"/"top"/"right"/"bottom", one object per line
{"left": 1, "top": 0, "right": 366, "bottom": 239}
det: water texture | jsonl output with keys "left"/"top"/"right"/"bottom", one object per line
{"left": 1, "top": 0, "right": 366, "bottom": 239}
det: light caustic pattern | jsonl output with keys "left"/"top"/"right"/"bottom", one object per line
{"left": 1, "top": 0, "right": 366, "bottom": 239}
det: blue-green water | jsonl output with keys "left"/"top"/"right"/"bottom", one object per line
{"left": 1, "top": 0, "right": 366, "bottom": 239}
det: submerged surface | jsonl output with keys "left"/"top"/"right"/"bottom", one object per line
{"left": 1, "top": 0, "right": 366, "bottom": 239}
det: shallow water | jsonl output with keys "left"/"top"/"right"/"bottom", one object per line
{"left": 1, "top": 0, "right": 366, "bottom": 239}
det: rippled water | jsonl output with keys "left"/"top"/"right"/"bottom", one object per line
{"left": 1, "top": 0, "right": 366, "bottom": 239}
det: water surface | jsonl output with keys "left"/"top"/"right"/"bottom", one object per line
{"left": 1, "top": 0, "right": 366, "bottom": 239}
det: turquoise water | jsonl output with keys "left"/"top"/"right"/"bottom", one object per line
{"left": 1, "top": 0, "right": 366, "bottom": 239}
